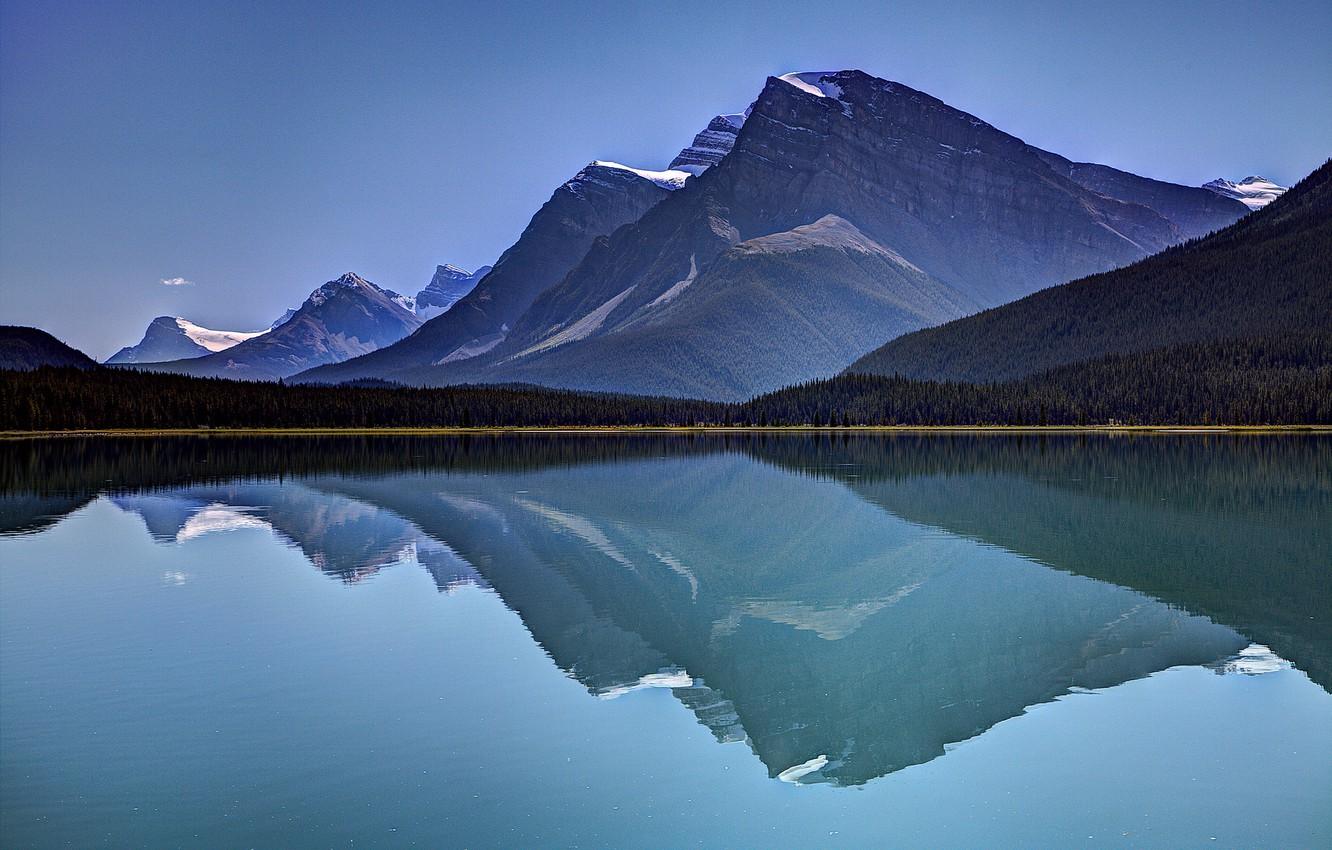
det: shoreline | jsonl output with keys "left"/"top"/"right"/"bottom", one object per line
{"left": 3, "top": 425, "right": 1330, "bottom": 438}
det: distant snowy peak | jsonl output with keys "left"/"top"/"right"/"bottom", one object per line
{"left": 1202, "top": 176, "right": 1287, "bottom": 210}
{"left": 104, "top": 315, "right": 267, "bottom": 364}
{"left": 174, "top": 318, "right": 265, "bottom": 352}
{"left": 415, "top": 263, "right": 491, "bottom": 321}
{"left": 669, "top": 112, "right": 748, "bottom": 174}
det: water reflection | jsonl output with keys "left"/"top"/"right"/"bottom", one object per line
{"left": 2, "top": 434, "right": 1327, "bottom": 787}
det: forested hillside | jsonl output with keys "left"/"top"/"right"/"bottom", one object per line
{"left": 5, "top": 329, "right": 1328, "bottom": 429}
{"left": 847, "top": 160, "right": 1331, "bottom": 382}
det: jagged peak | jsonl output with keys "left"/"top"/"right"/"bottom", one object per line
{"left": 331, "top": 271, "right": 369, "bottom": 287}
{"left": 434, "top": 263, "right": 473, "bottom": 279}
{"left": 1202, "top": 176, "right": 1288, "bottom": 210}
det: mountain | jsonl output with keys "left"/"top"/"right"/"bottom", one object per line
{"left": 413, "top": 264, "right": 491, "bottom": 321}
{"left": 668, "top": 113, "right": 745, "bottom": 173}
{"left": 845, "top": 160, "right": 1331, "bottom": 383}
{"left": 458, "top": 215, "right": 979, "bottom": 399}
{"left": 126, "top": 273, "right": 422, "bottom": 381}
{"left": 106, "top": 317, "right": 267, "bottom": 365}
{"left": 303, "top": 69, "right": 1249, "bottom": 399}
{"left": 293, "top": 161, "right": 682, "bottom": 385}
{"left": 1203, "top": 176, "right": 1288, "bottom": 210}
{"left": 0, "top": 326, "right": 97, "bottom": 371}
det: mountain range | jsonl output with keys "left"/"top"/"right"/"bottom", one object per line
{"left": 126, "top": 273, "right": 423, "bottom": 381}
{"left": 8, "top": 67, "right": 1312, "bottom": 407}
{"left": 107, "top": 263, "right": 487, "bottom": 380}
{"left": 294, "top": 69, "right": 1258, "bottom": 398}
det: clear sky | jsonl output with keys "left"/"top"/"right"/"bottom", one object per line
{"left": 2, "top": 0, "right": 1329, "bottom": 358}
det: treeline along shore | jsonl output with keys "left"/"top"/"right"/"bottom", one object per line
{"left": 4, "top": 329, "right": 1329, "bottom": 431}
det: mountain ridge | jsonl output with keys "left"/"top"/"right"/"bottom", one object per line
{"left": 845, "top": 159, "right": 1331, "bottom": 383}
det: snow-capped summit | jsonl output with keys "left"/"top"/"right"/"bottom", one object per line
{"left": 777, "top": 71, "right": 848, "bottom": 100}
{"left": 106, "top": 316, "right": 267, "bottom": 364}
{"left": 590, "top": 161, "right": 691, "bottom": 190}
{"left": 307, "top": 272, "right": 412, "bottom": 309}
{"left": 1202, "top": 176, "right": 1287, "bottom": 210}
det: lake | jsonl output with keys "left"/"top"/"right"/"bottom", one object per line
{"left": 1, "top": 434, "right": 1329, "bottom": 848}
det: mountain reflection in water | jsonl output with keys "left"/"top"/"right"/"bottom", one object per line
{"left": 3, "top": 433, "right": 1327, "bottom": 787}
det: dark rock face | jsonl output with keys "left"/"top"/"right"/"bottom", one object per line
{"left": 414, "top": 264, "right": 491, "bottom": 321}
{"left": 293, "top": 164, "right": 673, "bottom": 385}
{"left": 134, "top": 273, "right": 422, "bottom": 381}
{"left": 106, "top": 317, "right": 212, "bottom": 364}
{"left": 0, "top": 326, "right": 97, "bottom": 371}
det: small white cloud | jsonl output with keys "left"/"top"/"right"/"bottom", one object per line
{"left": 160, "top": 277, "right": 193, "bottom": 287}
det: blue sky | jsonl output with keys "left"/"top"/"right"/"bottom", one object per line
{"left": 2, "top": 0, "right": 1329, "bottom": 358}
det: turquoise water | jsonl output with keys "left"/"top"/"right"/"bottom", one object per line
{"left": 1, "top": 435, "right": 1329, "bottom": 848}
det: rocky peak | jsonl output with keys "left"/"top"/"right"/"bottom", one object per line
{"left": 669, "top": 112, "right": 747, "bottom": 174}
{"left": 1202, "top": 176, "right": 1287, "bottom": 210}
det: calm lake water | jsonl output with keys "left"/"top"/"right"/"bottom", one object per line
{"left": 1, "top": 434, "right": 1329, "bottom": 848}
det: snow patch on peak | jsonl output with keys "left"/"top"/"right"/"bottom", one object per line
{"left": 306, "top": 272, "right": 403, "bottom": 310}
{"left": 590, "top": 161, "right": 691, "bottom": 191}
{"left": 173, "top": 318, "right": 266, "bottom": 352}
{"left": 332, "top": 271, "right": 369, "bottom": 287}
{"left": 1202, "top": 176, "right": 1287, "bottom": 210}
{"left": 778, "top": 71, "right": 845, "bottom": 101}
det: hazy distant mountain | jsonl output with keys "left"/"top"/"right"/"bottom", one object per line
{"left": 1203, "top": 176, "right": 1288, "bottom": 210}
{"left": 846, "top": 160, "right": 1330, "bottom": 383}
{"left": 128, "top": 273, "right": 422, "bottom": 381}
{"left": 106, "top": 317, "right": 267, "bottom": 365}
{"left": 304, "top": 69, "right": 1248, "bottom": 399}
{"left": 0, "top": 326, "right": 97, "bottom": 371}
{"left": 413, "top": 264, "right": 491, "bottom": 321}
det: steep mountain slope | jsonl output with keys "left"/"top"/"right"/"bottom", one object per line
{"left": 366, "top": 69, "right": 1247, "bottom": 398}
{"left": 130, "top": 273, "right": 422, "bottom": 381}
{"left": 0, "top": 326, "right": 97, "bottom": 371}
{"left": 846, "top": 160, "right": 1331, "bottom": 383}
{"left": 294, "top": 162, "right": 679, "bottom": 385}
{"left": 413, "top": 264, "right": 491, "bottom": 321}
{"left": 1203, "top": 176, "right": 1287, "bottom": 209}
{"left": 106, "top": 317, "right": 267, "bottom": 364}
{"left": 1037, "top": 152, "right": 1250, "bottom": 236}
{"left": 435, "top": 215, "right": 978, "bottom": 399}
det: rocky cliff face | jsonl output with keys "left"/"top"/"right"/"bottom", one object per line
{"left": 668, "top": 113, "right": 745, "bottom": 173}
{"left": 130, "top": 273, "right": 422, "bottom": 381}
